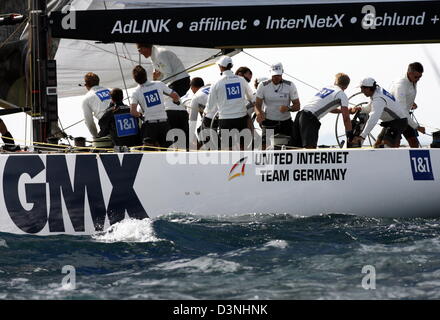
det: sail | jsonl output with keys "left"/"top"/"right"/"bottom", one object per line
{"left": 55, "top": 40, "right": 235, "bottom": 98}
{"left": 54, "top": 0, "right": 242, "bottom": 97}
{"left": 1, "top": 0, "right": 240, "bottom": 100}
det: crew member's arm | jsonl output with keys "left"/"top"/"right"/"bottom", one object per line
{"left": 280, "top": 83, "right": 300, "bottom": 112}
{"left": 204, "top": 83, "right": 217, "bottom": 118}
{"left": 254, "top": 82, "right": 265, "bottom": 123}
{"left": 154, "top": 51, "right": 174, "bottom": 82}
{"left": 169, "top": 91, "right": 181, "bottom": 104}
{"left": 254, "top": 97, "right": 265, "bottom": 123}
{"left": 406, "top": 111, "right": 425, "bottom": 134}
{"left": 188, "top": 97, "right": 200, "bottom": 150}
{"left": 338, "top": 92, "right": 352, "bottom": 136}
{"left": 130, "top": 92, "right": 142, "bottom": 118}
{"left": 352, "top": 99, "right": 384, "bottom": 144}
{"left": 130, "top": 103, "right": 142, "bottom": 118}
{"left": 82, "top": 99, "right": 98, "bottom": 138}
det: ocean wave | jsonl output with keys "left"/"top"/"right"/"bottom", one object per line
{"left": 153, "top": 255, "right": 246, "bottom": 274}
{"left": 92, "top": 218, "right": 165, "bottom": 243}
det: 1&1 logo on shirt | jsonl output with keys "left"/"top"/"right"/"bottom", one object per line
{"left": 114, "top": 113, "right": 139, "bottom": 137}
{"left": 143, "top": 90, "right": 162, "bottom": 107}
{"left": 409, "top": 150, "right": 434, "bottom": 180}
{"left": 225, "top": 83, "right": 242, "bottom": 100}
{"left": 315, "top": 88, "right": 334, "bottom": 99}
{"left": 96, "top": 89, "right": 111, "bottom": 101}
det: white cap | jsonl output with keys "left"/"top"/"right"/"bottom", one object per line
{"left": 270, "top": 63, "right": 283, "bottom": 76}
{"left": 359, "top": 77, "right": 376, "bottom": 87}
{"left": 217, "top": 55, "right": 233, "bottom": 67}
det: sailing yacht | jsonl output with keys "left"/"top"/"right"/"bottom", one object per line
{"left": 0, "top": 0, "right": 439, "bottom": 236}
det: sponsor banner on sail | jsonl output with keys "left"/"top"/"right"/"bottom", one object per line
{"left": 50, "top": 1, "right": 440, "bottom": 48}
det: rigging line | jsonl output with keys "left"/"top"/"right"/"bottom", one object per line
{"left": 50, "top": 119, "right": 85, "bottom": 138}
{"left": 57, "top": 118, "right": 72, "bottom": 147}
{"left": 114, "top": 44, "right": 131, "bottom": 104}
{"left": 82, "top": 42, "right": 140, "bottom": 64}
{"left": 0, "top": 18, "right": 28, "bottom": 50}
{"left": 242, "top": 50, "right": 320, "bottom": 91}
{"left": 122, "top": 43, "right": 136, "bottom": 67}
{"left": 103, "top": 1, "right": 131, "bottom": 104}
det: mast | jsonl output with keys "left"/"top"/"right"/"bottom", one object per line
{"left": 29, "top": 0, "right": 58, "bottom": 143}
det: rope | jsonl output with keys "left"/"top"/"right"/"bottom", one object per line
{"left": 104, "top": 1, "right": 131, "bottom": 104}
{"left": 242, "top": 50, "right": 320, "bottom": 91}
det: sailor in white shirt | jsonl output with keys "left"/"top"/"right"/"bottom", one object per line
{"left": 351, "top": 77, "right": 410, "bottom": 148}
{"left": 137, "top": 43, "right": 190, "bottom": 148}
{"left": 292, "top": 73, "right": 352, "bottom": 148}
{"left": 136, "top": 43, "right": 190, "bottom": 96}
{"left": 389, "top": 62, "right": 425, "bottom": 147}
{"left": 254, "top": 63, "right": 300, "bottom": 148}
{"left": 81, "top": 72, "right": 111, "bottom": 138}
{"left": 180, "top": 77, "right": 206, "bottom": 149}
{"left": 205, "top": 55, "right": 254, "bottom": 149}
{"left": 130, "top": 65, "right": 180, "bottom": 149}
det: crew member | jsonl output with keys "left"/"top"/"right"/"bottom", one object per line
{"left": 291, "top": 73, "right": 352, "bottom": 149}
{"left": 235, "top": 66, "right": 253, "bottom": 83}
{"left": 389, "top": 62, "right": 425, "bottom": 147}
{"left": 136, "top": 43, "right": 190, "bottom": 148}
{"left": 183, "top": 77, "right": 207, "bottom": 149}
{"left": 351, "top": 77, "right": 409, "bottom": 148}
{"left": 81, "top": 72, "right": 111, "bottom": 138}
{"left": 254, "top": 63, "right": 300, "bottom": 149}
{"left": 98, "top": 88, "right": 141, "bottom": 147}
{"left": 205, "top": 56, "right": 254, "bottom": 150}
{"left": 235, "top": 66, "right": 255, "bottom": 131}
{"left": 130, "top": 65, "right": 180, "bottom": 150}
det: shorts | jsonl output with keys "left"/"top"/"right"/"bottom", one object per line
{"left": 140, "top": 120, "right": 170, "bottom": 149}
{"left": 260, "top": 118, "right": 294, "bottom": 145}
{"left": 166, "top": 110, "right": 189, "bottom": 149}
{"left": 377, "top": 118, "right": 408, "bottom": 146}
{"left": 219, "top": 115, "right": 250, "bottom": 149}
{"left": 201, "top": 116, "right": 219, "bottom": 131}
{"left": 291, "top": 110, "right": 321, "bottom": 148}
{"left": 402, "top": 125, "right": 418, "bottom": 139}
{"left": 169, "top": 77, "right": 191, "bottom": 97}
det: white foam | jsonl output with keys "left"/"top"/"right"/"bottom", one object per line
{"left": 92, "top": 218, "right": 163, "bottom": 243}
{"left": 263, "top": 240, "right": 289, "bottom": 249}
{"left": 0, "top": 239, "right": 8, "bottom": 248}
{"left": 155, "top": 256, "right": 243, "bottom": 273}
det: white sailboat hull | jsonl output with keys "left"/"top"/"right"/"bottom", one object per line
{"left": 0, "top": 148, "right": 438, "bottom": 235}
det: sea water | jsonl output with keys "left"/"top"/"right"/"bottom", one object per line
{"left": 1, "top": 213, "right": 440, "bottom": 300}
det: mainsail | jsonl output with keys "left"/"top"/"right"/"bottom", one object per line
{"left": 1, "top": 0, "right": 241, "bottom": 101}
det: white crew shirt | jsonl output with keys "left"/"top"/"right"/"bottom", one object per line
{"left": 180, "top": 89, "right": 194, "bottom": 114}
{"left": 205, "top": 70, "right": 253, "bottom": 120}
{"left": 303, "top": 85, "right": 348, "bottom": 120}
{"left": 360, "top": 87, "right": 412, "bottom": 139}
{"left": 389, "top": 74, "right": 417, "bottom": 112}
{"left": 131, "top": 81, "right": 173, "bottom": 121}
{"left": 256, "top": 79, "right": 299, "bottom": 121}
{"left": 190, "top": 85, "right": 214, "bottom": 121}
{"left": 164, "top": 95, "right": 186, "bottom": 112}
{"left": 151, "top": 46, "right": 189, "bottom": 85}
{"left": 82, "top": 85, "right": 111, "bottom": 138}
